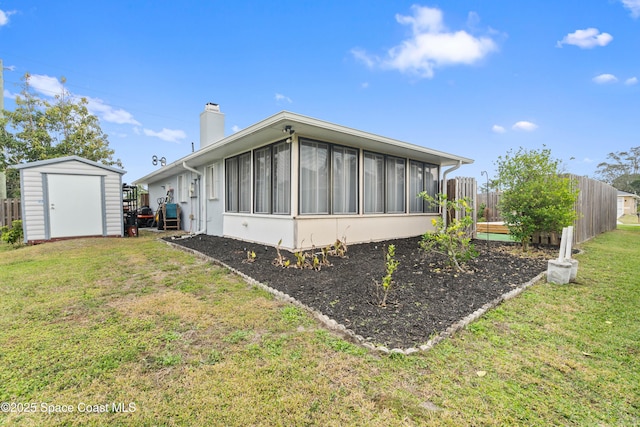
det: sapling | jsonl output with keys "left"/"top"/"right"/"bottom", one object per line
{"left": 377, "top": 244, "right": 399, "bottom": 307}
{"left": 419, "top": 193, "right": 478, "bottom": 272}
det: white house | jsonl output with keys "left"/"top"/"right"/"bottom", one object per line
{"left": 133, "top": 105, "right": 473, "bottom": 249}
{"left": 12, "top": 156, "right": 126, "bottom": 244}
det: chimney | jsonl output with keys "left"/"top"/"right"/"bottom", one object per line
{"left": 200, "top": 103, "right": 225, "bottom": 149}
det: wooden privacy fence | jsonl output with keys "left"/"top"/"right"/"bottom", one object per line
{"left": 1, "top": 198, "right": 21, "bottom": 228}
{"left": 447, "top": 177, "right": 477, "bottom": 236}
{"left": 571, "top": 174, "right": 618, "bottom": 244}
{"left": 476, "top": 191, "right": 502, "bottom": 222}
{"left": 474, "top": 175, "right": 618, "bottom": 245}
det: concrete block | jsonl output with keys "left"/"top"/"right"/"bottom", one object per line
{"left": 567, "top": 259, "right": 579, "bottom": 282}
{"left": 547, "top": 259, "right": 572, "bottom": 284}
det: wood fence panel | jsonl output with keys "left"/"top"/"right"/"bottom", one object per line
{"left": 1, "top": 198, "right": 22, "bottom": 228}
{"left": 475, "top": 175, "right": 617, "bottom": 244}
{"left": 476, "top": 191, "right": 502, "bottom": 222}
{"left": 571, "top": 174, "right": 618, "bottom": 244}
{"left": 447, "top": 177, "right": 477, "bottom": 237}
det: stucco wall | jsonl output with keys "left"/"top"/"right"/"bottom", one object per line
{"left": 293, "top": 214, "right": 437, "bottom": 250}
{"left": 223, "top": 214, "right": 295, "bottom": 249}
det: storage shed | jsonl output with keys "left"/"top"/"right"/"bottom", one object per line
{"left": 12, "top": 156, "right": 126, "bottom": 244}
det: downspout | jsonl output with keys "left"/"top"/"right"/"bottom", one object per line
{"left": 441, "top": 160, "right": 462, "bottom": 227}
{"left": 182, "top": 162, "right": 206, "bottom": 235}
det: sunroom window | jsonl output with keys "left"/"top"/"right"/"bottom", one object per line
{"left": 254, "top": 141, "right": 291, "bottom": 215}
{"left": 300, "top": 139, "right": 358, "bottom": 215}
{"left": 225, "top": 152, "right": 251, "bottom": 213}
{"left": 409, "top": 161, "right": 439, "bottom": 213}
{"left": 364, "top": 152, "right": 406, "bottom": 214}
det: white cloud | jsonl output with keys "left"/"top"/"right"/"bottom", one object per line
{"left": 466, "top": 11, "right": 481, "bottom": 29}
{"left": 350, "top": 48, "right": 376, "bottom": 68}
{"left": 84, "top": 96, "right": 141, "bottom": 125}
{"left": 143, "top": 128, "right": 186, "bottom": 143}
{"left": 557, "top": 28, "right": 613, "bottom": 49}
{"left": 3, "top": 89, "right": 17, "bottom": 100}
{"left": 491, "top": 125, "right": 506, "bottom": 134}
{"left": 352, "top": 5, "right": 498, "bottom": 78}
{"left": 275, "top": 93, "right": 292, "bottom": 103}
{"left": 231, "top": 125, "right": 240, "bottom": 133}
{"left": 27, "top": 74, "right": 65, "bottom": 96}
{"left": 621, "top": 0, "right": 640, "bottom": 18}
{"left": 0, "top": 9, "right": 16, "bottom": 26}
{"left": 593, "top": 73, "right": 618, "bottom": 84}
{"left": 25, "top": 74, "right": 141, "bottom": 125}
{"left": 625, "top": 76, "right": 638, "bottom": 85}
{"left": 361, "top": 82, "right": 370, "bottom": 89}
{"left": 512, "top": 121, "right": 538, "bottom": 132}
{"left": 583, "top": 157, "right": 594, "bottom": 163}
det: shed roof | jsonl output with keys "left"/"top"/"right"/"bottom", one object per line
{"left": 617, "top": 190, "right": 640, "bottom": 199}
{"left": 12, "top": 155, "right": 126, "bottom": 175}
{"left": 134, "top": 111, "right": 473, "bottom": 185}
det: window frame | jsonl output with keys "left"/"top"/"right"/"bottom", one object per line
{"left": 385, "top": 155, "right": 406, "bottom": 214}
{"left": 298, "top": 138, "right": 359, "bottom": 215}
{"left": 364, "top": 151, "right": 409, "bottom": 214}
{"left": 224, "top": 151, "right": 251, "bottom": 213}
{"left": 253, "top": 140, "right": 291, "bottom": 215}
{"left": 177, "top": 174, "right": 188, "bottom": 203}
{"left": 207, "top": 164, "right": 219, "bottom": 200}
{"left": 409, "top": 160, "right": 439, "bottom": 213}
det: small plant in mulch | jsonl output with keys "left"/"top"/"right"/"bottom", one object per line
{"left": 272, "top": 238, "right": 345, "bottom": 271}
{"left": 293, "top": 245, "right": 312, "bottom": 269}
{"left": 373, "top": 244, "right": 400, "bottom": 308}
{"left": 419, "top": 193, "right": 478, "bottom": 272}
{"left": 243, "top": 250, "right": 257, "bottom": 263}
{"left": 273, "top": 239, "right": 291, "bottom": 268}
{"left": 328, "top": 238, "right": 348, "bottom": 258}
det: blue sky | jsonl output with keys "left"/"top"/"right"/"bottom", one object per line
{"left": 1, "top": 1, "right": 639, "bottom": 185}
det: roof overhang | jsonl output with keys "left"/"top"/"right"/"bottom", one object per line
{"left": 133, "top": 111, "right": 473, "bottom": 185}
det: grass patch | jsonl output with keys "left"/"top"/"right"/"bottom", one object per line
{"left": 0, "top": 230, "right": 638, "bottom": 425}
{"left": 618, "top": 214, "right": 639, "bottom": 224}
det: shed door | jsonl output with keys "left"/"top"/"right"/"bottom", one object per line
{"left": 48, "top": 174, "right": 103, "bottom": 238}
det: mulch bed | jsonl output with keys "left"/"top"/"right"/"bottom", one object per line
{"left": 167, "top": 235, "right": 555, "bottom": 349}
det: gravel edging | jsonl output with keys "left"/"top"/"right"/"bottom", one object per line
{"left": 163, "top": 238, "right": 548, "bottom": 356}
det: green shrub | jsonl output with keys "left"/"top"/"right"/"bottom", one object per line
{"left": 419, "top": 194, "right": 478, "bottom": 271}
{"left": 494, "top": 147, "right": 579, "bottom": 251}
{"left": 0, "top": 220, "right": 24, "bottom": 246}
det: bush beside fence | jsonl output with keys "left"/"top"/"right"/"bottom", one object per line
{"left": 474, "top": 175, "right": 618, "bottom": 244}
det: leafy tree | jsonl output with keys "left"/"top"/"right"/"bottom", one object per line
{"left": 0, "top": 74, "right": 122, "bottom": 197}
{"left": 494, "top": 147, "right": 578, "bottom": 251}
{"left": 596, "top": 146, "right": 640, "bottom": 194}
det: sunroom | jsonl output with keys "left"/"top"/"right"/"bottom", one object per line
{"left": 134, "top": 108, "right": 473, "bottom": 250}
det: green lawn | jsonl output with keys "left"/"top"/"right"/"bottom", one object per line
{"left": 0, "top": 228, "right": 638, "bottom": 426}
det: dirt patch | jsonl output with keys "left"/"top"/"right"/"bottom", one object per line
{"left": 168, "top": 235, "right": 555, "bottom": 349}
